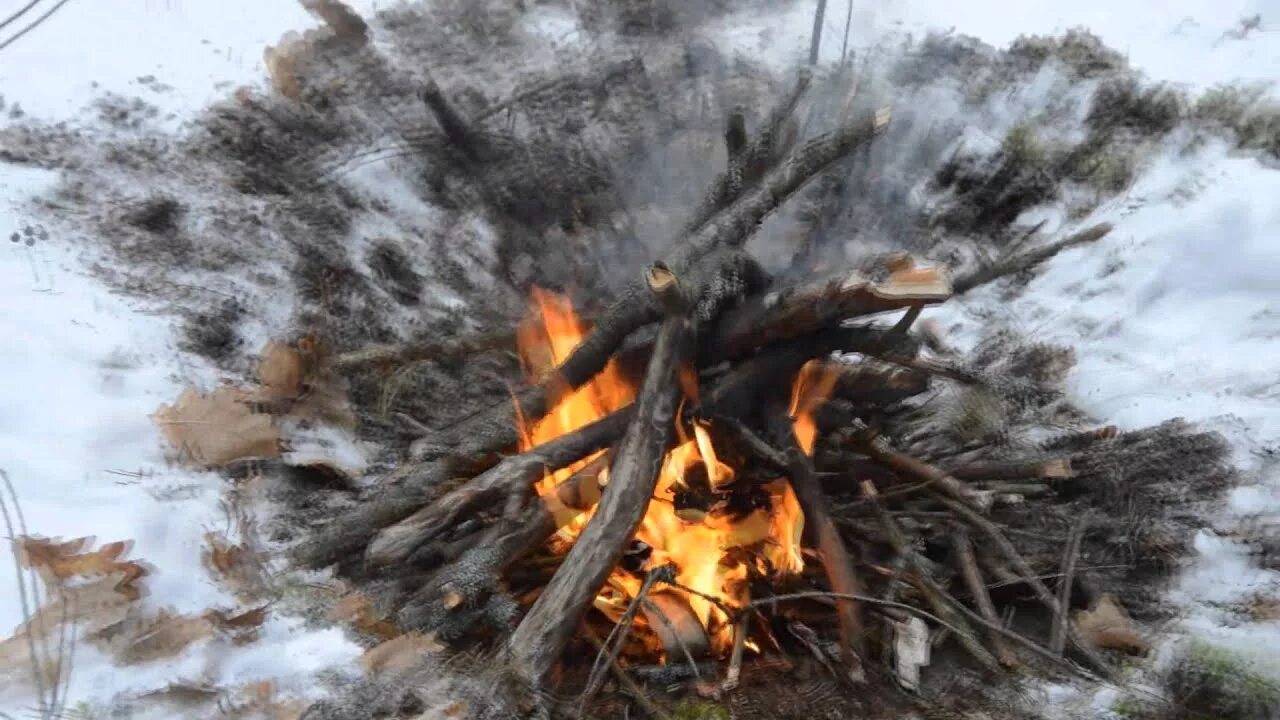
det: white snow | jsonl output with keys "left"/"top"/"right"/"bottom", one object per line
{"left": 3, "top": 0, "right": 1279, "bottom": 716}
{"left": 1, "top": 1, "right": 377, "bottom": 714}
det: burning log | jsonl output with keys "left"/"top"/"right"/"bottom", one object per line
{"left": 767, "top": 410, "right": 868, "bottom": 682}
{"left": 296, "top": 406, "right": 632, "bottom": 571}
{"left": 506, "top": 264, "right": 692, "bottom": 686}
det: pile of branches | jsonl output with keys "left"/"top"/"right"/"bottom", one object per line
{"left": 288, "top": 60, "right": 1234, "bottom": 719}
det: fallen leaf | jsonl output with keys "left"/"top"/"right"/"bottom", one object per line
{"left": 18, "top": 536, "right": 148, "bottom": 599}
{"left": 154, "top": 386, "right": 281, "bottom": 467}
{"left": 329, "top": 593, "right": 399, "bottom": 640}
{"left": 287, "top": 368, "right": 357, "bottom": 431}
{"left": 1076, "top": 594, "right": 1149, "bottom": 655}
{"left": 258, "top": 340, "right": 307, "bottom": 400}
{"left": 360, "top": 633, "right": 443, "bottom": 675}
{"left": 207, "top": 606, "right": 269, "bottom": 645}
{"left": 112, "top": 611, "right": 215, "bottom": 664}
{"left": 203, "top": 532, "right": 268, "bottom": 600}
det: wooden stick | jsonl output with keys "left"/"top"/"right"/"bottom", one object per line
{"left": 723, "top": 613, "right": 750, "bottom": 690}
{"left": 1051, "top": 518, "right": 1088, "bottom": 655}
{"left": 948, "top": 458, "right": 1073, "bottom": 482}
{"left": 862, "top": 482, "right": 1000, "bottom": 673}
{"left": 808, "top": 0, "right": 829, "bottom": 65}
{"left": 849, "top": 423, "right": 991, "bottom": 509}
{"left": 683, "top": 70, "right": 814, "bottom": 237}
{"left": 583, "top": 566, "right": 671, "bottom": 706}
{"left": 770, "top": 412, "right": 867, "bottom": 682}
{"left": 420, "top": 79, "right": 488, "bottom": 162}
{"left": 951, "top": 528, "right": 1019, "bottom": 668}
{"left": 708, "top": 261, "right": 949, "bottom": 361}
{"left": 952, "top": 223, "right": 1113, "bottom": 295}
{"left": 362, "top": 406, "right": 634, "bottom": 569}
{"left": 939, "top": 497, "right": 1113, "bottom": 678}
{"left": 581, "top": 626, "right": 674, "bottom": 720}
{"left": 506, "top": 265, "right": 690, "bottom": 687}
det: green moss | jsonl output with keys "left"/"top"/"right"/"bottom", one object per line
{"left": 1165, "top": 640, "right": 1280, "bottom": 720}
{"left": 672, "top": 700, "right": 731, "bottom": 720}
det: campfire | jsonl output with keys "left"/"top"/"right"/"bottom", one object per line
{"left": 516, "top": 286, "right": 812, "bottom": 657}
{"left": 286, "top": 58, "right": 1234, "bottom": 717}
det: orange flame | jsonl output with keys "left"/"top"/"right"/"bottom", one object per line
{"left": 788, "top": 360, "right": 841, "bottom": 455}
{"left": 516, "top": 289, "right": 831, "bottom": 655}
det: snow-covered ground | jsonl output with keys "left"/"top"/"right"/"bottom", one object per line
{"left": 2, "top": 0, "right": 1278, "bottom": 717}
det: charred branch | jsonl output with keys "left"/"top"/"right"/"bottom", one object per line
{"left": 505, "top": 265, "right": 692, "bottom": 687}
{"left": 769, "top": 411, "right": 868, "bottom": 681}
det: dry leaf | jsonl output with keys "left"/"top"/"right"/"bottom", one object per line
{"left": 207, "top": 606, "right": 269, "bottom": 645}
{"left": 203, "top": 532, "right": 268, "bottom": 600}
{"left": 360, "top": 633, "right": 443, "bottom": 675}
{"left": 19, "top": 536, "right": 148, "bottom": 599}
{"left": 113, "top": 611, "right": 215, "bottom": 664}
{"left": 231, "top": 679, "right": 308, "bottom": 720}
{"left": 329, "top": 593, "right": 399, "bottom": 641}
{"left": 154, "top": 386, "right": 281, "bottom": 467}
{"left": 1076, "top": 594, "right": 1149, "bottom": 655}
{"left": 264, "top": 33, "right": 305, "bottom": 100}
{"left": 287, "top": 368, "right": 357, "bottom": 431}
{"left": 258, "top": 340, "right": 307, "bottom": 400}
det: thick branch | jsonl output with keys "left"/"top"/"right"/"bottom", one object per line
{"left": 707, "top": 258, "right": 950, "bottom": 361}
{"left": 505, "top": 268, "right": 691, "bottom": 687}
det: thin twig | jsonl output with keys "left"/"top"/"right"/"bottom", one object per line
{"left": 1051, "top": 518, "right": 1089, "bottom": 655}
{"left": 723, "top": 614, "right": 750, "bottom": 690}
{"left": 951, "top": 528, "right": 1019, "bottom": 668}
{"left": 863, "top": 481, "right": 999, "bottom": 672}
{"left": 638, "top": 597, "right": 704, "bottom": 682}
{"left": 1, "top": 469, "right": 49, "bottom": 715}
{"left": 582, "top": 566, "right": 673, "bottom": 709}
{"left": 581, "top": 626, "right": 674, "bottom": 720}
{"left": 941, "top": 496, "right": 1113, "bottom": 677}
{"left": 0, "top": 0, "right": 74, "bottom": 52}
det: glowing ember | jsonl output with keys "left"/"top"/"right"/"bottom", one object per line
{"left": 515, "top": 288, "right": 832, "bottom": 655}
